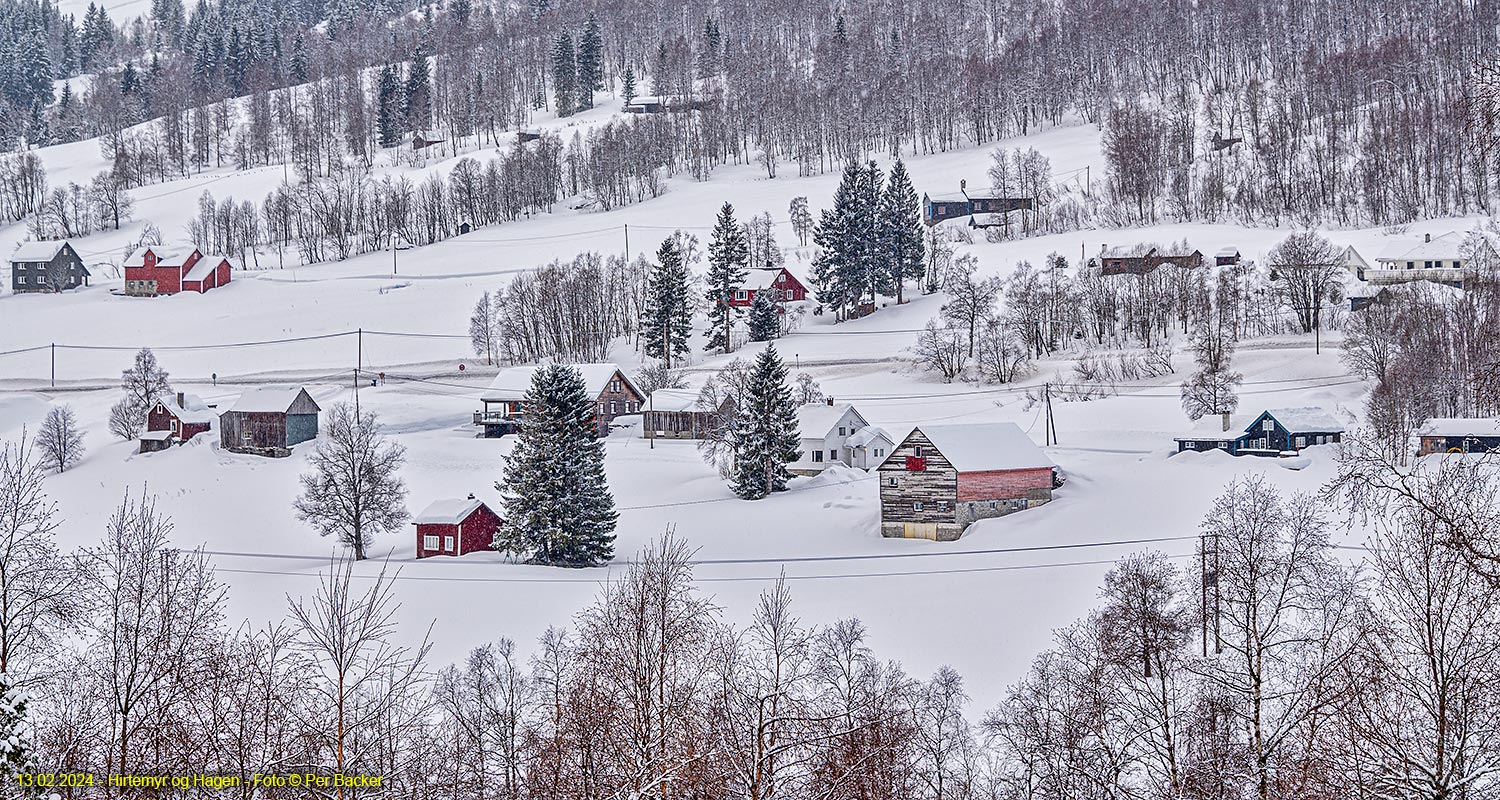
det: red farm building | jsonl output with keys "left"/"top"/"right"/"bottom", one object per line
{"left": 145, "top": 392, "right": 216, "bottom": 445}
{"left": 414, "top": 496, "right": 502, "bottom": 558}
{"left": 728, "top": 267, "right": 808, "bottom": 307}
{"left": 124, "top": 245, "right": 232, "bottom": 296}
{"left": 878, "top": 422, "right": 1057, "bottom": 541}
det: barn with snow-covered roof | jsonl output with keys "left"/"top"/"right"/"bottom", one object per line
{"left": 220, "top": 386, "right": 321, "bottom": 456}
{"left": 414, "top": 496, "right": 501, "bottom": 558}
{"left": 124, "top": 245, "right": 231, "bottom": 296}
{"left": 879, "top": 422, "right": 1056, "bottom": 541}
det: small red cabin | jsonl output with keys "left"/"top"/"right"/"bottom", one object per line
{"left": 414, "top": 497, "right": 502, "bottom": 558}
{"left": 124, "top": 245, "right": 232, "bottom": 296}
{"left": 146, "top": 392, "right": 215, "bottom": 444}
{"left": 728, "top": 267, "right": 808, "bottom": 307}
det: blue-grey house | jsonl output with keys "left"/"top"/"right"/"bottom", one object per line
{"left": 1416, "top": 418, "right": 1500, "bottom": 456}
{"left": 1175, "top": 408, "right": 1346, "bottom": 457}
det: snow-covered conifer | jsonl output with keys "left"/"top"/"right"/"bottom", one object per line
{"left": 730, "top": 345, "right": 800, "bottom": 499}
{"left": 747, "top": 289, "right": 780, "bottom": 342}
{"left": 643, "top": 237, "right": 693, "bottom": 368}
{"left": 880, "top": 159, "right": 925, "bottom": 304}
{"left": 704, "top": 202, "right": 749, "bottom": 353}
{"left": 497, "top": 365, "right": 616, "bottom": 566}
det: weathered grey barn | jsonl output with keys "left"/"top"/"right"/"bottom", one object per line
{"left": 220, "top": 386, "right": 321, "bottom": 456}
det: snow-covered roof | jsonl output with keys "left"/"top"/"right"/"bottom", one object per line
{"left": 1174, "top": 412, "right": 1255, "bottom": 440}
{"left": 1376, "top": 232, "right": 1467, "bottom": 263}
{"left": 1100, "top": 244, "right": 1152, "bottom": 258}
{"left": 184, "top": 254, "right": 228, "bottom": 283}
{"left": 139, "top": 430, "right": 173, "bottom": 441}
{"left": 228, "top": 386, "right": 317, "bottom": 414}
{"left": 1342, "top": 245, "right": 1372, "bottom": 270}
{"left": 413, "top": 498, "right": 484, "bottom": 525}
{"left": 797, "top": 403, "right": 864, "bottom": 439}
{"left": 1416, "top": 417, "right": 1500, "bottom": 438}
{"left": 481, "top": 364, "right": 637, "bottom": 403}
{"left": 158, "top": 393, "right": 215, "bottom": 424}
{"left": 914, "top": 422, "right": 1053, "bottom": 472}
{"left": 10, "top": 240, "right": 68, "bottom": 262}
{"left": 646, "top": 388, "right": 703, "bottom": 412}
{"left": 1261, "top": 407, "right": 1346, "bottom": 433}
{"left": 1215, "top": 246, "right": 1241, "bottom": 257}
{"left": 740, "top": 268, "right": 793, "bottom": 291}
{"left": 847, "top": 425, "right": 892, "bottom": 448}
{"left": 125, "top": 245, "right": 196, "bottom": 267}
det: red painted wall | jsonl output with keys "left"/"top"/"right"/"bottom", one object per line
{"left": 416, "top": 504, "right": 502, "bottom": 558}
{"left": 125, "top": 248, "right": 205, "bottom": 295}
{"left": 955, "top": 467, "right": 1053, "bottom": 502}
{"left": 726, "top": 268, "right": 809, "bottom": 307}
{"left": 145, "top": 404, "right": 210, "bottom": 443}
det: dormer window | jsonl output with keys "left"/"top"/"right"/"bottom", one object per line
{"left": 1262, "top": 419, "right": 1274, "bottom": 432}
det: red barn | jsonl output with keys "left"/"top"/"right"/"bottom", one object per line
{"left": 146, "top": 392, "right": 215, "bottom": 443}
{"left": 878, "top": 422, "right": 1056, "bottom": 541}
{"left": 124, "top": 246, "right": 232, "bottom": 296}
{"left": 414, "top": 496, "right": 502, "bottom": 558}
{"left": 728, "top": 267, "right": 808, "bottom": 307}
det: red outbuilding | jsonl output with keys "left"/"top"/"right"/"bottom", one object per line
{"left": 727, "top": 267, "right": 808, "bottom": 307}
{"left": 146, "top": 392, "right": 216, "bottom": 444}
{"left": 124, "top": 245, "right": 232, "bottom": 296}
{"left": 414, "top": 496, "right": 502, "bottom": 558}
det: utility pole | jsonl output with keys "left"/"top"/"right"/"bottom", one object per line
{"left": 392, "top": 234, "right": 398, "bottom": 275}
{"left": 50, "top": 343, "right": 55, "bottom": 388}
{"left": 1043, "top": 383, "right": 1058, "bottom": 446}
{"left": 353, "top": 369, "right": 360, "bottom": 417}
{"left": 648, "top": 390, "right": 654, "bottom": 450}
{"left": 623, "top": 223, "right": 630, "bottom": 263}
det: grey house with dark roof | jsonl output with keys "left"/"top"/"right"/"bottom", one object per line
{"left": 9, "top": 241, "right": 89, "bottom": 293}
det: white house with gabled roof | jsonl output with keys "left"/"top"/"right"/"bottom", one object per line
{"left": 790, "top": 401, "right": 890, "bottom": 475}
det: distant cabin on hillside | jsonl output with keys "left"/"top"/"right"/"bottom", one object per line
{"left": 1174, "top": 408, "right": 1345, "bottom": 456}
{"left": 220, "top": 386, "right": 321, "bottom": 456}
{"left": 414, "top": 496, "right": 501, "bottom": 558}
{"left": 9, "top": 241, "right": 89, "bottom": 293}
{"left": 1098, "top": 244, "right": 1204, "bottom": 276}
{"left": 1416, "top": 418, "right": 1500, "bottom": 456}
{"left": 878, "top": 422, "right": 1056, "bottom": 541}
{"left": 476, "top": 364, "right": 643, "bottom": 438}
{"left": 729, "top": 267, "right": 808, "bottom": 308}
{"left": 922, "top": 189, "right": 1034, "bottom": 227}
{"left": 145, "top": 392, "right": 215, "bottom": 445}
{"left": 1215, "top": 247, "right": 1242, "bottom": 267}
{"left": 124, "top": 245, "right": 232, "bottom": 296}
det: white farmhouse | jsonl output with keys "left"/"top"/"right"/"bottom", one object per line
{"left": 790, "top": 401, "right": 891, "bottom": 475}
{"left": 1363, "top": 231, "right": 1496, "bottom": 289}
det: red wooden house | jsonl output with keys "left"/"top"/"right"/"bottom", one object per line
{"left": 146, "top": 392, "right": 215, "bottom": 443}
{"left": 728, "top": 267, "right": 808, "bottom": 307}
{"left": 124, "top": 245, "right": 232, "bottom": 296}
{"left": 414, "top": 496, "right": 502, "bottom": 558}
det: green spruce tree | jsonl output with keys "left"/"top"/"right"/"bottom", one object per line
{"left": 730, "top": 345, "right": 801, "bottom": 499}
{"left": 811, "top": 161, "right": 862, "bottom": 320}
{"left": 551, "top": 32, "right": 576, "bottom": 116}
{"left": 747, "top": 288, "right": 780, "bottom": 342}
{"left": 376, "top": 64, "right": 402, "bottom": 147}
{"left": 404, "top": 47, "right": 432, "bottom": 131}
{"left": 621, "top": 65, "right": 637, "bottom": 108}
{"left": 496, "top": 365, "right": 617, "bottom": 566}
{"left": 880, "top": 158, "right": 926, "bottom": 304}
{"left": 643, "top": 237, "right": 693, "bottom": 369}
{"left": 576, "top": 14, "right": 603, "bottom": 109}
{"left": 0, "top": 676, "right": 37, "bottom": 794}
{"left": 704, "top": 202, "right": 749, "bottom": 353}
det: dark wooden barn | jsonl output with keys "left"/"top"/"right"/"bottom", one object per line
{"left": 221, "top": 386, "right": 321, "bottom": 457}
{"left": 922, "top": 190, "right": 1033, "bottom": 227}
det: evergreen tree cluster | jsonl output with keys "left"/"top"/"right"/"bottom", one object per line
{"left": 496, "top": 365, "right": 617, "bottom": 567}
{"left": 552, "top": 13, "right": 603, "bottom": 117}
{"left": 811, "top": 157, "right": 924, "bottom": 320}
{"left": 374, "top": 46, "right": 433, "bottom": 145}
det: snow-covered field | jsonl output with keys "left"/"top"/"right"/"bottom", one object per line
{"left": 0, "top": 99, "right": 1424, "bottom": 705}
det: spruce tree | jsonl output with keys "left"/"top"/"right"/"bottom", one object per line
{"left": 404, "top": 46, "right": 432, "bottom": 131}
{"left": 811, "top": 161, "right": 861, "bottom": 319}
{"left": 0, "top": 676, "right": 36, "bottom": 792}
{"left": 747, "top": 289, "right": 780, "bottom": 342}
{"left": 730, "top": 345, "right": 801, "bottom": 499}
{"left": 551, "top": 32, "right": 576, "bottom": 116}
{"left": 496, "top": 365, "right": 617, "bottom": 567}
{"left": 643, "top": 237, "right": 693, "bottom": 369}
{"left": 376, "top": 64, "right": 402, "bottom": 147}
{"left": 880, "top": 158, "right": 926, "bottom": 304}
{"left": 621, "top": 65, "right": 637, "bottom": 108}
{"left": 857, "top": 160, "right": 886, "bottom": 302}
{"left": 576, "top": 14, "right": 603, "bottom": 109}
{"left": 704, "top": 202, "right": 749, "bottom": 353}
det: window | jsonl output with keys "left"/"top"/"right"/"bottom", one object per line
{"left": 1262, "top": 419, "right": 1274, "bottom": 432}
{"left": 1425, "top": 260, "right": 1434, "bottom": 269}
{"left": 887, "top": 477, "right": 897, "bottom": 487}
{"left": 936, "top": 500, "right": 949, "bottom": 511}
{"left": 913, "top": 501, "right": 924, "bottom": 512}
{"left": 1454, "top": 260, "right": 1463, "bottom": 269}
{"left": 828, "top": 450, "right": 837, "bottom": 461}
{"left": 443, "top": 535, "right": 454, "bottom": 551}
{"left": 735, "top": 290, "right": 748, "bottom": 300}
{"left": 874, "top": 448, "right": 884, "bottom": 457}
{"left": 775, "top": 274, "right": 784, "bottom": 284}
{"left": 989, "top": 501, "right": 998, "bottom": 510}
{"left": 783, "top": 289, "right": 793, "bottom": 301}
{"left": 838, "top": 426, "right": 846, "bottom": 436}
{"left": 1295, "top": 436, "right": 1306, "bottom": 448}
{"left": 423, "top": 534, "right": 439, "bottom": 550}
{"left": 813, "top": 451, "right": 824, "bottom": 463}
{"left": 1184, "top": 441, "right": 1197, "bottom": 450}
{"left": 599, "top": 402, "right": 606, "bottom": 415}
{"left": 16, "top": 276, "right": 25, "bottom": 285}
{"left": 611, "top": 378, "right": 621, "bottom": 392}
{"left": 913, "top": 446, "right": 924, "bottom": 457}
{"left": 610, "top": 401, "right": 619, "bottom": 415}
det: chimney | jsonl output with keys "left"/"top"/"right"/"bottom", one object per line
{"left": 1221, "top": 411, "right": 1231, "bottom": 432}
{"left": 176, "top": 391, "right": 184, "bottom": 407}
{"left": 467, "top": 493, "right": 475, "bottom": 500}
{"left": 1425, "top": 233, "right": 1432, "bottom": 243}
{"left": 826, "top": 397, "right": 834, "bottom": 406}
